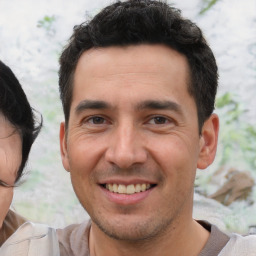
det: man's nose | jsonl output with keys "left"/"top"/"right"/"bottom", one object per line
{"left": 105, "top": 124, "right": 147, "bottom": 169}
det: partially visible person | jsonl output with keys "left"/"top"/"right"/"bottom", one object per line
{"left": 0, "top": 60, "right": 59, "bottom": 255}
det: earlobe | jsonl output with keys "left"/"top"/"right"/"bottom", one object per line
{"left": 59, "top": 122, "right": 70, "bottom": 172}
{"left": 197, "top": 114, "right": 219, "bottom": 170}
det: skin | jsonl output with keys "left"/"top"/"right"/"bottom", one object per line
{"left": 0, "top": 113, "right": 22, "bottom": 229}
{"left": 60, "top": 44, "right": 219, "bottom": 256}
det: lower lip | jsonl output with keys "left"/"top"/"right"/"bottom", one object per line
{"left": 100, "top": 186, "right": 154, "bottom": 205}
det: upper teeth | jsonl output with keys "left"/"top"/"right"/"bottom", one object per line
{"left": 105, "top": 183, "right": 151, "bottom": 194}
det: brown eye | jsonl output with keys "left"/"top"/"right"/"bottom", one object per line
{"left": 153, "top": 116, "right": 168, "bottom": 124}
{"left": 88, "top": 116, "right": 106, "bottom": 124}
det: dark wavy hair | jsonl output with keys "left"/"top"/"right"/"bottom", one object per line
{"left": 0, "top": 60, "right": 42, "bottom": 185}
{"left": 59, "top": 0, "right": 218, "bottom": 131}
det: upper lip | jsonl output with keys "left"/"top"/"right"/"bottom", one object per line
{"left": 98, "top": 178, "right": 157, "bottom": 186}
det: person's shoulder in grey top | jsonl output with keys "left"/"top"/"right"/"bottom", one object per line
{"left": 57, "top": 219, "right": 256, "bottom": 256}
{"left": 198, "top": 220, "right": 230, "bottom": 256}
{"left": 57, "top": 220, "right": 91, "bottom": 256}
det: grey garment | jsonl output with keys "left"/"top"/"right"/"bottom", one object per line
{"left": 198, "top": 221, "right": 230, "bottom": 256}
{"left": 57, "top": 219, "right": 256, "bottom": 256}
{"left": 57, "top": 220, "right": 91, "bottom": 256}
{"left": 219, "top": 233, "right": 256, "bottom": 256}
{"left": 199, "top": 220, "right": 256, "bottom": 256}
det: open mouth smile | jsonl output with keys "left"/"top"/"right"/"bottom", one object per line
{"left": 102, "top": 183, "right": 156, "bottom": 195}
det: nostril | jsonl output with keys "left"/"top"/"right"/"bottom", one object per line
{"left": 105, "top": 148, "right": 147, "bottom": 169}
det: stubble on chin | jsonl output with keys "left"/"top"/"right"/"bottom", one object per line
{"left": 90, "top": 205, "right": 178, "bottom": 243}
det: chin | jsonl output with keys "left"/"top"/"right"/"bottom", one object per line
{"left": 93, "top": 215, "right": 171, "bottom": 242}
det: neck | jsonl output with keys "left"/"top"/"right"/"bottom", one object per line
{"left": 89, "top": 218, "right": 210, "bottom": 256}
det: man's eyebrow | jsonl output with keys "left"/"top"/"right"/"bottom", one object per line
{"left": 136, "top": 100, "right": 182, "bottom": 113}
{"left": 75, "top": 100, "right": 111, "bottom": 114}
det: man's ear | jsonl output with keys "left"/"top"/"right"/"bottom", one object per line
{"left": 60, "top": 122, "right": 70, "bottom": 172}
{"left": 197, "top": 113, "right": 219, "bottom": 170}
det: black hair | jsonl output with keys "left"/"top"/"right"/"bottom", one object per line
{"left": 0, "top": 60, "right": 42, "bottom": 184}
{"left": 59, "top": 0, "right": 218, "bottom": 131}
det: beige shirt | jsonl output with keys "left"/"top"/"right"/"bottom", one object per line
{"left": 0, "top": 210, "right": 26, "bottom": 246}
{"left": 0, "top": 210, "right": 60, "bottom": 256}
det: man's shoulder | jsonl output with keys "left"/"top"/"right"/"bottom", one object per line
{"left": 57, "top": 219, "right": 91, "bottom": 256}
{"left": 219, "top": 232, "right": 256, "bottom": 256}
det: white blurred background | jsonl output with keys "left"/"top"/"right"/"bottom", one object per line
{"left": 0, "top": 0, "right": 255, "bottom": 233}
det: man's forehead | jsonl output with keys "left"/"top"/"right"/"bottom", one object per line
{"left": 73, "top": 45, "right": 190, "bottom": 91}
{"left": 71, "top": 44, "right": 192, "bottom": 113}
{"left": 75, "top": 44, "right": 188, "bottom": 73}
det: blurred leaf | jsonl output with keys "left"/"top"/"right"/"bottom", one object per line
{"left": 215, "top": 93, "right": 256, "bottom": 169}
{"left": 216, "top": 92, "right": 233, "bottom": 108}
{"left": 200, "top": 0, "right": 221, "bottom": 14}
{"left": 247, "top": 125, "right": 256, "bottom": 137}
{"left": 37, "top": 15, "right": 56, "bottom": 36}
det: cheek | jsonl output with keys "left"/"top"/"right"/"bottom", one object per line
{"left": 152, "top": 134, "right": 199, "bottom": 163}
{"left": 68, "top": 137, "right": 108, "bottom": 207}
{"left": 68, "top": 136, "right": 107, "bottom": 176}
{"left": 0, "top": 187, "right": 13, "bottom": 227}
{"left": 68, "top": 143, "right": 100, "bottom": 203}
{"left": 148, "top": 135, "right": 199, "bottom": 185}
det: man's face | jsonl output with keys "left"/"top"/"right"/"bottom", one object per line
{"left": 60, "top": 44, "right": 218, "bottom": 240}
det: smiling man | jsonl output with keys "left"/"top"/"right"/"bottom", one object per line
{"left": 57, "top": 1, "right": 256, "bottom": 255}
